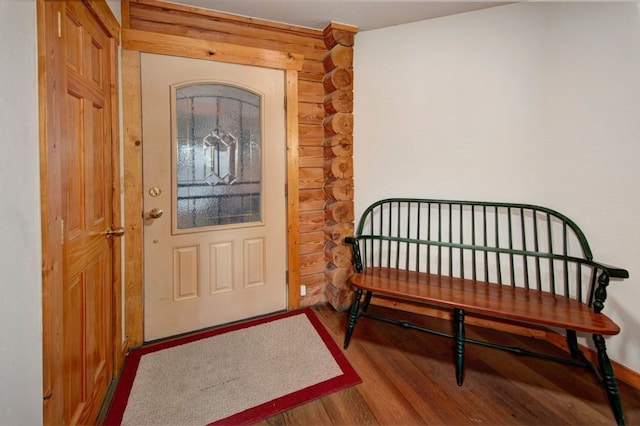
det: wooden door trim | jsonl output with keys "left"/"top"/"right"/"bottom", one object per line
{"left": 122, "top": 49, "right": 145, "bottom": 347}
{"left": 123, "top": 40, "right": 303, "bottom": 347}
{"left": 38, "top": 4, "right": 65, "bottom": 421}
{"left": 38, "top": 1, "right": 121, "bottom": 423}
{"left": 285, "top": 70, "right": 301, "bottom": 310}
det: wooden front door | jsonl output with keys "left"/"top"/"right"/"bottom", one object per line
{"left": 39, "top": 1, "right": 121, "bottom": 424}
{"left": 141, "top": 53, "right": 287, "bottom": 341}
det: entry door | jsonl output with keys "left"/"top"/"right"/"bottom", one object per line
{"left": 141, "top": 54, "right": 287, "bottom": 341}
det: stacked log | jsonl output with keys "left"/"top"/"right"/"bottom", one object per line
{"left": 322, "top": 23, "right": 358, "bottom": 311}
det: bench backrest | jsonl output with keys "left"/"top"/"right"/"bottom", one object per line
{"left": 352, "top": 198, "right": 609, "bottom": 306}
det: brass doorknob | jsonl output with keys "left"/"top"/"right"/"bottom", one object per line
{"left": 149, "top": 208, "right": 163, "bottom": 219}
{"left": 105, "top": 227, "right": 125, "bottom": 237}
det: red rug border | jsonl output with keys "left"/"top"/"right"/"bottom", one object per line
{"left": 104, "top": 308, "right": 361, "bottom": 425}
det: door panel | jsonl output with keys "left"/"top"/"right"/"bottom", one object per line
{"left": 142, "top": 54, "right": 287, "bottom": 341}
{"left": 40, "top": 1, "right": 117, "bottom": 424}
{"left": 62, "top": 9, "right": 113, "bottom": 421}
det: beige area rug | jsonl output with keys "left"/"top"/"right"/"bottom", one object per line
{"left": 105, "top": 308, "right": 361, "bottom": 425}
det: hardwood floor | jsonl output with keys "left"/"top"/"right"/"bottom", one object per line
{"left": 259, "top": 304, "right": 640, "bottom": 425}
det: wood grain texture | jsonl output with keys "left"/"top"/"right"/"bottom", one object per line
{"left": 299, "top": 188, "right": 326, "bottom": 211}
{"left": 122, "top": 49, "right": 144, "bottom": 348}
{"left": 325, "top": 222, "right": 355, "bottom": 243}
{"left": 325, "top": 178, "right": 354, "bottom": 200}
{"left": 325, "top": 200, "right": 355, "bottom": 223}
{"left": 256, "top": 304, "right": 640, "bottom": 425}
{"left": 324, "top": 156, "right": 353, "bottom": 179}
{"left": 38, "top": 2, "right": 65, "bottom": 422}
{"left": 133, "top": 0, "right": 323, "bottom": 40}
{"left": 299, "top": 80, "right": 325, "bottom": 103}
{"left": 322, "top": 68, "right": 353, "bottom": 92}
{"left": 299, "top": 210, "right": 326, "bottom": 234}
{"left": 321, "top": 21, "right": 356, "bottom": 314}
{"left": 286, "top": 69, "right": 301, "bottom": 309}
{"left": 323, "top": 112, "right": 353, "bottom": 136}
{"left": 322, "top": 23, "right": 358, "bottom": 49}
{"left": 323, "top": 44, "right": 353, "bottom": 71}
{"left": 323, "top": 90, "right": 353, "bottom": 114}
{"left": 324, "top": 241, "right": 353, "bottom": 268}
{"left": 299, "top": 124, "right": 324, "bottom": 146}
{"left": 40, "top": 2, "right": 122, "bottom": 424}
{"left": 299, "top": 101, "right": 325, "bottom": 124}
{"left": 299, "top": 230, "right": 325, "bottom": 254}
{"left": 298, "top": 146, "right": 324, "bottom": 168}
{"left": 298, "top": 167, "right": 325, "bottom": 190}
{"left": 351, "top": 267, "right": 620, "bottom": 335}
{"left": 123, "top": 29, "right": 304, "bottom": 70}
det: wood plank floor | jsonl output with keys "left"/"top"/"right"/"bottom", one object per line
{"left": 259, "top": 304, "right": 640, "bottom": 425}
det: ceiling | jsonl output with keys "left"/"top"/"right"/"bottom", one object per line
{"left": 166, "top": 1, "right": 511, "bottom": 32}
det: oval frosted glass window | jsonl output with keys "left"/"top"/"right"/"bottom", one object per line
{"left": 174, "top": 83, "right": 262, "bottom": 229}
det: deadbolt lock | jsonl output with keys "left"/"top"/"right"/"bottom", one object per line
{"left": 148, "top": 186, "right": 162, "bottom": 197}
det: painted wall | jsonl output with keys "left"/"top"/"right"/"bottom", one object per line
{"left": 0, "top": 1, "right": 43, "bottom": 424}
{"left": 354, "top": 2, "right": 640, "bottom": 373}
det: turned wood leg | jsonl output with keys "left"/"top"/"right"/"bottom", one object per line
{"left": 344, "top": 288, "right": 363, "bottom": 349}
{"left": 594, "top": 334, "right": 625, "bottom": 425}
{"left": 454, "top": 308, "right": 465, "bottom": 386}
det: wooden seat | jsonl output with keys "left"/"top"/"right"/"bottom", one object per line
{"left": 352, "top": 267, "right": 620, "bottom": 335}
{"left": 343, "top": 198, "right": 629, "bottom": 425}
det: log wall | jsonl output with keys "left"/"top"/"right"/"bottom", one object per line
{"left": 124, "top": 0, "right": 357, "bottom": 308}
{"left": 322, "top": 24, "right": 358, "bottom": 310}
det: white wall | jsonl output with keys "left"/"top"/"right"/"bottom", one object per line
{"left": 354, "top": 2, "right": 640, "bottom": 373}
{"left": 0, "top": 1, "right": 43, "bottom": 425}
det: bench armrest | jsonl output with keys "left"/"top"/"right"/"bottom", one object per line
{"left": 590, "top": 261, "right": 629, "bottom": 314}
{"left": 592, "top": 261, "right": 629, "bottom": 280}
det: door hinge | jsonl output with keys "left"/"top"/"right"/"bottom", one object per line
{"left": 286, "top": 270, "right": 289, "bottom": 284}
{"left": 57, "top": 11, "right": 62, "bottom": 38}
{"left": 60, "top": 218, "right": 64, "bottom": 245}
{"left": 284, "top": 183, "right": 288, "bottom": 197}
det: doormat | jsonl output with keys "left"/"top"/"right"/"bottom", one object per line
{"left": 104, "top": 308, "right": 361, "bottom": 425}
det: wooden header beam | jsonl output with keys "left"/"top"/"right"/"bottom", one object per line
{"left": 122, "top": 28, "right": 304, "bottom": 70}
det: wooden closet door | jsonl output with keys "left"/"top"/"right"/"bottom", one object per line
{"left": 62, "top": 2, "right": 114, "bottom": 423}
{"left": 39, "top": 1, "right": 120, "bottom": 424}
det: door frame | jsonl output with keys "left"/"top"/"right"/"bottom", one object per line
{"left": 38, "top": 1, "right": 122, "bottom": 423}
{"left": 122, "top": 29, "right": 304, "bottom": 347}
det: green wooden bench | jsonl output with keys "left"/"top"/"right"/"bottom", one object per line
{"left": 343, "top": 198, "right": 629, "bottom": 425}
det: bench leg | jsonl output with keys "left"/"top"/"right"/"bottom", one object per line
{"left": 566, "top": 330, "right": 582, "bottom": 360}
{"left": 453, "top": 308, "right": 465, "bottom": 386}
{"left": 362, "top": 290, "right": 373, "bottom": 313}
{"left": 344, "top": 288, "right": 363, "bottom": 349}
{"left": 593, "top": 334, "right": 625, "bottom": 425}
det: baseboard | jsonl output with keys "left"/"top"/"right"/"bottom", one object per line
{"left": 370, "top": 296, "right": 640, "bottom": 391}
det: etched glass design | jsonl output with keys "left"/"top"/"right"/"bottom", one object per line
{"left": 175, "top": 84, "right": 261, "bottom": 229}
